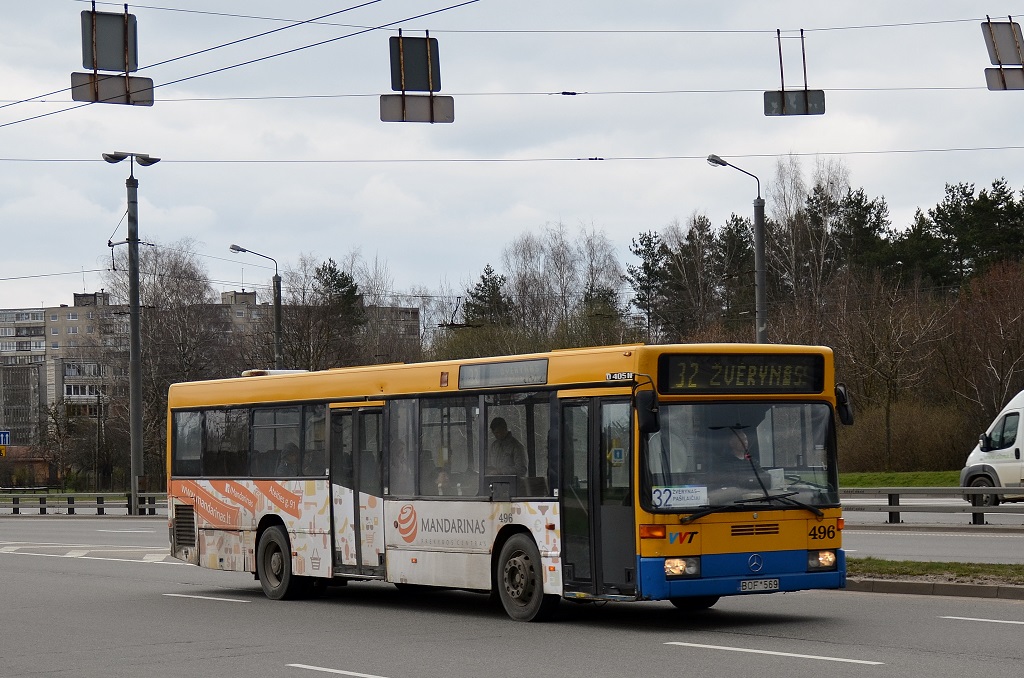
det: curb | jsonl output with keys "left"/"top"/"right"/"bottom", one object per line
{"left": 846, "top": 578, "right": 1024, "bottom": 600}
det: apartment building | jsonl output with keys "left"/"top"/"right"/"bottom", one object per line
{"left": 0, "top": 289, "right": 422, "bottom": 450}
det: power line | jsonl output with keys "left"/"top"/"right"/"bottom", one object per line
{"left": 0, "top": 83, "right": 990, "bottom": 106}
{"left": 75, "top": 1, "right": 1008, "bottom": 34}
{"left": 0, "top": 1, "right": 388, "bottom": 112}
{"left": 6, "top": 141, "right": 1024, "bottom": 167}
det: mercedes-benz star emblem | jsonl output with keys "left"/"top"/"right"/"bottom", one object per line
{"left": 748, "top": 554, "right": 764, "bottom": 572}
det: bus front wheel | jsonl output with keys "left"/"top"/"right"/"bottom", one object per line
{"left": 257, "top": 525, "right": 302, "bottom": 600}
{"left": 670, "top": 596, "right": 719, "bottom": 611}
{"left": 497, "top": 534, "right": 558, "bottom": 622}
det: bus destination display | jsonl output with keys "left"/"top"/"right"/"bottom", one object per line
{"left": 659, "top": 353, "right": 824, "bottom": 394}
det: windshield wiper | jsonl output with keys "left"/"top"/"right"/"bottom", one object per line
{"left": 679, "top": 502, "right": 744, "bottom": 524}
{"left": 732, "top": 491, "right": 824, "bottom": 517}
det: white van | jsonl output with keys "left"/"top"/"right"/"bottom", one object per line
{"left": 960, "top": 390, "right": 1024, "bottom": 506}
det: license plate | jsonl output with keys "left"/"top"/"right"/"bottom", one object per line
{"left": 740, "top": 578, "right": 779, "bottom": 592}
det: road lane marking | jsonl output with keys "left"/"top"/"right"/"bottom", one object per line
{"left": 287, "top": 666, "right": 390, "bottom": 678}
{"left": 3, "top": 551, "right": 181, "bottom": 565}
{"left": 665, "top": 642, "right": 885, "bottom": 665}
{"left": 163, "top": 593, "right": 250, "bottom": 603}
{"left": 942, "top": 616, "right": 1024, "bottom": 625}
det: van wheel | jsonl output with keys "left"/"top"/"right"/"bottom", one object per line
{"left": 970, "top": 477, "right": 998, "bottom": 507}
{"left": 497, "top": 534, "right": 559, "bottom": 622}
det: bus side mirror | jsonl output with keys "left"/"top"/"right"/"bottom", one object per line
{"left": 835, "top": 383, "right": 854, "bottom": 426}
{"left": 636, "top": 389, "right": 660, "bottom": 434}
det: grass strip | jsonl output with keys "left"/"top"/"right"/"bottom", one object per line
{"left": 840, "top": 471, "right": 961, "bottom": 487}
{"left": 848, "top": 557, "right": 1024, "bottom": 585}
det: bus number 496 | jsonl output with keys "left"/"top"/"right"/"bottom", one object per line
{"left": 808, "top": 525, "right": 836, "bottom": 540}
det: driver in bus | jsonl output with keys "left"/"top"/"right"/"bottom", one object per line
{"left": 486, "top": 417, "right": 527, "bottom": 476}
{"left": 712, "top": 429, "right": 762, "bottom": 487}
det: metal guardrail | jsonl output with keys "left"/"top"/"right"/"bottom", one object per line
{"left": 1, "top": 487, "right": 1020, "bottom": 523}
{"left": 839, "top": 486, "right": 1024, "bottom": 525}
{"left": 0, "top": 492, "right": 166, "bottom": 516}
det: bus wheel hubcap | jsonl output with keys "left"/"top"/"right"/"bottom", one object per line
{"left": 505, "top": 553, "right": 532, "bottom": 601}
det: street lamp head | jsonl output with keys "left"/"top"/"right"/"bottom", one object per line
{"left": 102, "top": 151, "right": 160, "bottom": 166}
{"left": 706, "top": 154, "right": 728, "bottom": 168}
{"left": 229, "top": 244, "right": 247, "bottom": 253}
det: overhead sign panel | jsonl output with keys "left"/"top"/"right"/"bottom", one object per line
{"left": 380, "top": 94, "right": 454, "bottom": 123}
{"left": 389, "top": 36, "right": 441, "bottom": 92}
{"left": 764, "top": 89, "right": 825, "bottom": 116}
{"left": 982, "top": 21, "right": 1024, "bottom": 65}
{"left": 71, "top": 72, "right": 155, "bottom": 105}
{"left": 81, "top": 10, "right": 138, "bottom": 72}
{"left": 985, "top": 67, "right": 1024, "bottom": 90}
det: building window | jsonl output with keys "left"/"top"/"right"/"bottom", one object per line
{"left": 51, "top": 327, "right": 59, "bottom": 335}
{"left": 67, "top": 312, "right": 78, "bottom": 320}
{"left": 52, "top": 342, "right": 59, "bottom": 349}
{"left": 67, "top": 326, "right": 79, "bottom": 335}
{"left": 50, "top": 314, "right": 58, "bottom": 321}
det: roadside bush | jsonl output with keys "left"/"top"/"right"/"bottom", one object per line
{"left": 838, "top": 399, "right": 972, "bottom": 472}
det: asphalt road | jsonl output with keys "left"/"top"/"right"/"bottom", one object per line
{"left": 2, "top": 517, "right": 1024, "bottom": 678}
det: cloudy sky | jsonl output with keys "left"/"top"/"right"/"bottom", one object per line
{"left": 1, "top": 1, "right": 1022, "bottom": 310}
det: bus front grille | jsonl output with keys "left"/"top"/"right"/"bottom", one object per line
{"left": 731, "top": 523, "right": 780, "bottom": 536}
{"left": 174, "top": 504, "right": 197, "bottom": 548}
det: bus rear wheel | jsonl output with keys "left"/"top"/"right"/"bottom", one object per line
{"left": 497, "top": 534, "right": 558, "bottom": 622}
{"left": 257, "top": 525, "right": 303, "bottom": 600}
{"left": 670, "top": 596, "right": 719, "bottom": 611}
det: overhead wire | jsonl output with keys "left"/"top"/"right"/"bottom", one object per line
{"left": 74, "top": 0, "right": 1016, "bottom": 34}
{"left": 0, "top": 1, "right": 389, "bottom": 112}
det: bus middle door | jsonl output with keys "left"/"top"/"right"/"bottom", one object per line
{"left": 560, "top": 398, "right": 636, "bottom": 598}
{"left": 329, "top": 405, "right": 384, "bottom": 577}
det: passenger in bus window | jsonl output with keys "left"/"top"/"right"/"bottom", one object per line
{"left": 276, "top": 443, "right": 301, "bottom": 476}
{"left": 419, "top": 449, "right": 448, "bottom": 494}
{"left": 486, "top": 417, "right": 527, "bottom": 476}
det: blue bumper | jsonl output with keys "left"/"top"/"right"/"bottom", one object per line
{"left": 637, "top": 549, "right": 846, "bottom": 600}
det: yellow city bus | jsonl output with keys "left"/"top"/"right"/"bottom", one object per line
{"left": 167, "top": 343, "right": 851, "bottom": 621}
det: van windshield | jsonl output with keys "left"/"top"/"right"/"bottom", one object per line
{"left": 641, "top": 401, "right": 839, "bottom": 512}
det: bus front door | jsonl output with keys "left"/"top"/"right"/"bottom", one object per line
{"left": 560, "top": 399, "right": 636, "bottom": 597}
{"left": 329, "top": 407, "right": 385, "bottom": 577}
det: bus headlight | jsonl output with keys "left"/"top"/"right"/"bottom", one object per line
{"left": 807, "top": 549, "right": 837, "bottom": 571}
{"left": 665, "top": 557, "right": 701, "bottom": 579}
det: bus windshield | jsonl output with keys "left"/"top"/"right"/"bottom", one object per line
{"left": 643, "top": 401, "right": 839, "bottom": 512}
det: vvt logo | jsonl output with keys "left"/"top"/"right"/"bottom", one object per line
{"left": 669, "top": 531, "right": 697, "bottom": 544}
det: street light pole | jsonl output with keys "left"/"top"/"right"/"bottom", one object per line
{"left": 707, "top": 154, "right": 768, "bottom": 344}
{"left": 230, "top": 244, "right": 282, "bottom": 369}
{"left": 103, "top": 151, "right": 160, "bottom": 515}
